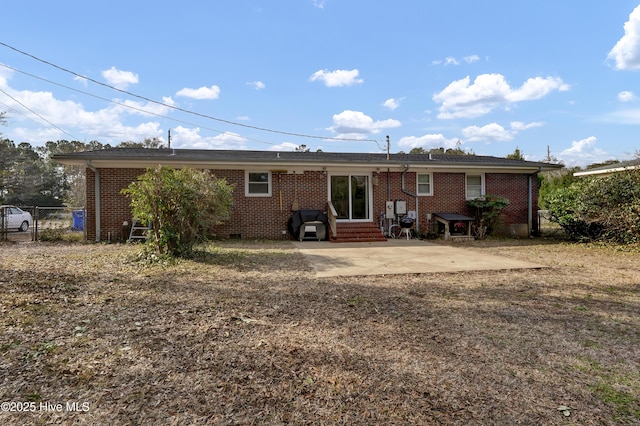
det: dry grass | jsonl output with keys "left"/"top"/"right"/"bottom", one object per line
{"left": 0, "top": 238, "right": 638, "bottom": 425}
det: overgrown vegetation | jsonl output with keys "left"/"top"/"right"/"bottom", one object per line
{"left": 538, "top": 167, "right": 580, "bottom": 209}
{"left": 544, "top": 170, "right": 640, "bottom": 243}
{"left": 466, "top": 195, "right": 509, "bottom": 239}
{"left": 122, "top": 166, "right": 233, "bottom": 257}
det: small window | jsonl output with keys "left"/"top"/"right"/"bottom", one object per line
{"left": 466, "top": 174, "right": 484, "bottom": 199}
{"left": 417, "top": 173, "right": 433, "bottom": 196}
{"left": 245, "top": 171, "right": 271, "bottom": 197}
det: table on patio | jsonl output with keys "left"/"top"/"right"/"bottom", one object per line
{"left": 433, "top": 213, "right": 475, "bottom": 241}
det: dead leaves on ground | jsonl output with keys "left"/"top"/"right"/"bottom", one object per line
{"left": 0, "top": 240, "right": 638, "bottom": 425}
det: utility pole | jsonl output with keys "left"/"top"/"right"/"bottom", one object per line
{"left": 168, "top": 129, "right": 171, "bottom": 149}
{"left": 386, "top": 135, "right": 390, "bottom": 160}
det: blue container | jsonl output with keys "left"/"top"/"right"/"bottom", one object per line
{"left": 72, "top": 210, "right": 84, "bottom": 231}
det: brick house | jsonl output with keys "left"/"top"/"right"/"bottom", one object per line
{"left": 53, "top": 148, "right": 561, "bottom": 242}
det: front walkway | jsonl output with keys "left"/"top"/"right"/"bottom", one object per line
{"left": 293, "top": 239, "right": 546, "bottom": 277}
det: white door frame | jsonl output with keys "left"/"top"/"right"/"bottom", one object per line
{"left": 327, "top": 172, "right": 373, "bottom": 222}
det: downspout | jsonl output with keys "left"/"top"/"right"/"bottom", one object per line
{"left": 387, "top": 168, "right": 391, "bottom": 202}
{"left": 86, "top": 160, "right": 101, "bottom": 242}
{"left": 528, "top": 167, "right": 541, "bottom": 237}
{"left": 386, "top": 134, "right": 391, "bottom": 204}
{"left": 401, "top": 165, "right": 419, "bottom": 233}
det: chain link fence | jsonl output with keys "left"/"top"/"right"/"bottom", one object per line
{"left": 538, "top": 209, "right": 564, "bottom": 237}
{"left": 0, "top": 206, "right": 86, "bottom": 243}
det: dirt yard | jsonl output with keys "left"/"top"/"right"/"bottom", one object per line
{"left": 0, "top": 238, "right": 638, "bottom": 425}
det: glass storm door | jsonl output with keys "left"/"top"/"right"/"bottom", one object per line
{"left": 330, "top": 175, "right": 370, "bottom": 221}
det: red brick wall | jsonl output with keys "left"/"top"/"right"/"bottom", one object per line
{"left": 372, "top": 171, "right": 466, "bottom": 231}
{"left": 373, "top": 172, "right": 538, "bottom": 235}
{"left": 86, "top": 168, "right": 145, "bottom": 241}
{"left": 485, "top": 173, "right": 538, "bottom": 234}
{"left": 85, "top": 167, "right": 539, "bottom": 241}
{"left": 85, "top": 168, "right": 330, "bottom": 241}
{"left": 213, "top": 170, "right": 329, "bottom": 239}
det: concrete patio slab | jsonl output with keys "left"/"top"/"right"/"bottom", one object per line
{"left": 293, "top": 239, "right": 546, "bottom": 277}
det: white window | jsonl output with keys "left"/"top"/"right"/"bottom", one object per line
{"left": 466, "top": 174, "right": 485, "bottom": 199}
{"left": 245, "top": 171, "right": 272, "bottom": 197}
{"left": 416, "top": 173, "right": 433, "bottom": 196}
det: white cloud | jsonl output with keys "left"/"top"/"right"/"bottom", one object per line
{"left": 3, "top": 82, "right": 175, "bottom": 145}
{"left": 171, "top": 127, "right": 247, "bottom": 149}
{"left": 73, "top": 75, "right": 88, "bottom": 87}
{"left": 0, "top": 65, "right": 14, "bottom": 88}
{"left": 433, "top": 55, "right": 481, "bottom": 66}
{"left": 176, "top": 85, "right": 221, "bottom": 100}
{"left": 557, "top": 136, "right": 609, "bottom": 167}
{"left": 433, "top": 73, "right": 569, "bottom": 119}
{"left": 115, "top": 96, "right": 176, "bottom": 118}
{"left": 312, "top": 0, "right": 326, "bottom": 9}
{"left": 310, "top": 69, "right": 363, "bottom": 87}
{"left": 10, "top": 88, "right": 107, "bottom": 130}
{"left": 444, "top": 56, "right": 460, "bottom": 66}
{"left": 93, "top": 121, "right": 164, "bottom": 141}
{"left": 618, "top": 90, "right": 637, "bottom": 102}
{"left": 247, "top": 81, "right": 266, "bottom": 90}
{"left": 6, "top": 86, "right": 167, "bottom": 143}
{"left": 562, "top": 136, "right": 597, "bottom": 154}
{"left": 608, "top": 4, "right": 640, "bottom": 71}
{"left": 102, "top": 67, "right": 139, "bottom": 90}
{"left": 382, "top": 97, "right": 402, "bottom": 110}
{"left": 510, "top": 121, "right": 544, "bottom": 131}
{"left": 268, "top": 142, "right": 299, "bottom": 151}
{"left": 462, "top": 121, "right": 543, "bottom": 143}
{"left": 0, "top": 73, "right": 239, "bottom": 148}
{"left": 397, "top": 134, "right": 459, "bottom": 150}
{"left": 506, "top": 76, "right": 569, "bottom": 102}
{"left": 328, "top": 110, "right": 401, "bottom": 137}
{"left": 462, "top": 123, "right": 514, "bottom": 142}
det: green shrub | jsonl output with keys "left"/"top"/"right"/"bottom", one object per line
{"left": 122, "top": 166, "right": 233, "bottom": 257}
{"left": 466, "top": 195, "right": 509, "bottom": 239}
{"left": 544, "top": 170, "right": 640, "bottom": 243}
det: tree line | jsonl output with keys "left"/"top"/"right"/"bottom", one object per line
{"left": 0, "top": 137, "right": 163, "bottom": 207}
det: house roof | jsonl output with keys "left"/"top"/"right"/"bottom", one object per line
{"left": 52, "top": 148, "right": 562, "bottom": 173}
{"left": 573, "top": 158, "right": 640, "bottom": 177}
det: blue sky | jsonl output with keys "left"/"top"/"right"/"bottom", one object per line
{"left": 2, "top": 1, "right": 640, "bottom": 167}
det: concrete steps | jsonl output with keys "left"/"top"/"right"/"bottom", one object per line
{"left": 330, "top": 222, "right": 387, "bottom": 243}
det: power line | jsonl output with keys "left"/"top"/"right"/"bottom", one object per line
{"left": 0, "top": 41, "right": 381, "bottom": 144}
{"left": 0, "top": 62, "right": 277, "bottom": 146}
{"left": 0, "top": 87, "right": 79, "bottom": 140}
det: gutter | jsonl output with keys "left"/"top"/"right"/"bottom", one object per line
{"left": 573, "top": 164, "right": 640, "bottom": 177}
{"left": 86, "top": 160, "right": 101, "bottom": 242}
{"left": 528, "top": 167, "right": 541, "bottom": 237}
{"left": 401, "top": 165, "right": 419, "bottom": 233}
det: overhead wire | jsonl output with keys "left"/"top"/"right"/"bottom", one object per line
{"left": 0, "top": 86, "right": 79, "bottom": 140}
{"left": 0, "top": 41, "right": 382, "bottom": 146}
{"left": 0, "top": 62, "right": 277, "bottom": 146}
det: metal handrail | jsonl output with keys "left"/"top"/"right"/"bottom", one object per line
{"left": 327, "top": 201, "right": 338, "bottom": 238}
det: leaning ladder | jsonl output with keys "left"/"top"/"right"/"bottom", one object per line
{"left": 128, "top": 219, "right": 151, "bottom": 242}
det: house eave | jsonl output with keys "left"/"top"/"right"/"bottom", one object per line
{"left": 574, "top": 164, "right": 640, "bottom": 177}
{"left": 53, "top": 156, "right": 554, "bottom": 174}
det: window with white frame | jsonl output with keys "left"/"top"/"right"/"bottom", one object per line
{"left": 416, "top": 173, "right": 433, "bottom": 196}
{"left": 466, "top": 174, "right": 484, "bottom": 199}
{"left": 245, "top": 171, "right": 271, "bottom": 197}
